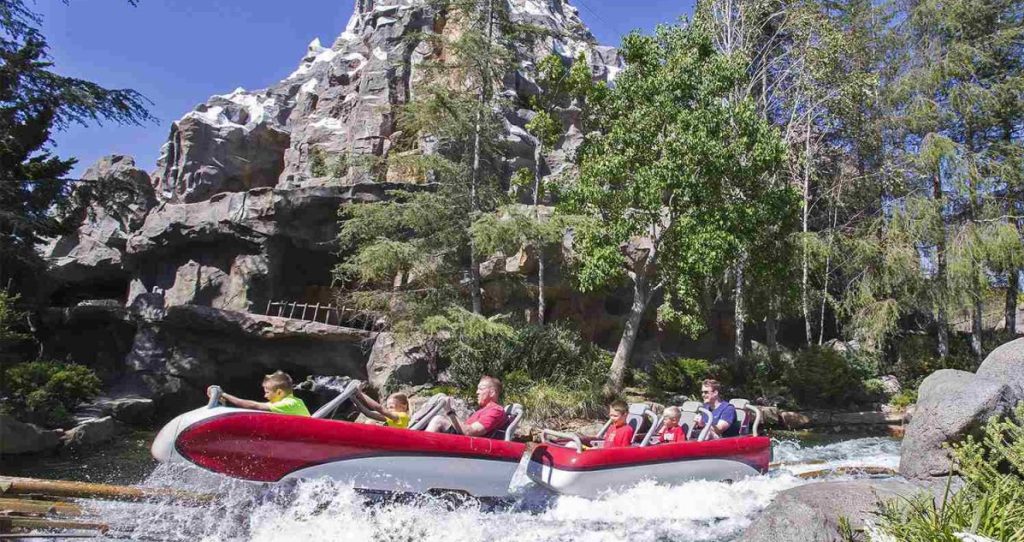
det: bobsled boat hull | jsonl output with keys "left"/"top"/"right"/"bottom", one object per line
{"left": 153, "top": 408, "right": 526, "bottom": 498}
{"left": 526, "top": 436, "right": 771, "bottom": 497}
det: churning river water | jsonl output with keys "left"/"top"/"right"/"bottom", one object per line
{"left": 75, "top": 436, "right": 900, "bottom": 542}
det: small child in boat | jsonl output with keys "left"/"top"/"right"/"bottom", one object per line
{"left": 210, "top": 370, "right": 310, "bottom": 416}
{"left": 602, "top": 400, "right": 634, "bottom": 448}
{"left": 655, "top": 406, "right": 686, "bottom": 444}
{"left": 356, "top": 390, "right": 411, "bottom": 429}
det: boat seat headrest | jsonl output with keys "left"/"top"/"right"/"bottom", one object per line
{"left": 491, "top": 403, "right": 524, "bottom": 441}
{"left": 729, "top": 398, "right": 760, "bottom": 436}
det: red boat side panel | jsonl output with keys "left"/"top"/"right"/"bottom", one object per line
{"left": 530, "top": 436, "right": 771, "bottom": 473}
{"left": 176, "top": 413, "right": 526, "bottom": 482}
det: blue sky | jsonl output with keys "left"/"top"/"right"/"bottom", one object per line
{"left": 36, "top": 0, "right": 694, "bottom": 178}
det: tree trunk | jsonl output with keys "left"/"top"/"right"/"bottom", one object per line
{"left": 972, "top": 296, "right": 983, "bottom": 360}
{"left": 766, "top": 294, "right": 778, "bottom": 356}
{"left": 466, "top": 0, "right": 495, "bottom": 315}
{"left": 932, "top": 171, "right": 949, "bottom": 359}
{"left": 801, "top": 118, "right": 813, "bottom": 346}
{"left": 734, "top": 249, "right": 747, "bottom": 358}
{"left": 606, "top": 275, "right": 651, "bottom": 398}
{"left": 533, "top": 141, "right": 545, "bottom": 326}
{"left": 1006, "top": 272, "right": 1018, "bottom": 335}
{"left": 1006, "top": 123, "right": 1020, "bottom": 336}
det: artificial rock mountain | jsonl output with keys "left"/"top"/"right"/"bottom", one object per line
{"left": 34, "top": 0, "right": 643, "bottom": 413}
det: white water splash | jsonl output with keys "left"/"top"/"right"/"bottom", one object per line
{"left": 93, "top": 437, "right": 900, "bottom": 542}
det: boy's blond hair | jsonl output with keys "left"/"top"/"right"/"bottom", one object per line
{"left": 609, "top": 400, "right": 629, "bottom": 415}
{"left": 263, "top": 371, "right": 294, "bottom": 393}
{"left": 663, "top": 406, "right": 681, "bottom": 419}
{"left": 387, "top": 393, "right": 410, "bottom": 411}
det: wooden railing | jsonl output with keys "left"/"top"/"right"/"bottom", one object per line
{"left": 263, "top": 300, "right": 381, "bottom": 330}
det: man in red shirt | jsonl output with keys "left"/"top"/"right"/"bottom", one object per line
{"left": 426, "top": 376, "right": 507, "bottom": 437}
{"left": 603, "top": 400, "right": 634, "bottom": 448}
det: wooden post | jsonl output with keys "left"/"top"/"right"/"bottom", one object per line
{"left": 277, "top": 302, "right": 284, "bottom": 317}
{"left": 301, "top": 303, "right": 308, "bottom": 321}
{"left": 0, "top": 476, "right": 217, "bottom": 504}
{"left": 265, "top": 300, "right": 272, "bottom": 315}
{"left": 288, "top": 302, "right": 296, "bottom": 318}
{"left": 312, "top": 303, "right": 321, "bottom": 323}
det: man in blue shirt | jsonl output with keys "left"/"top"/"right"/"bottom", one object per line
{"left": 693, "top": 379, "right": 740, "bottom": 439}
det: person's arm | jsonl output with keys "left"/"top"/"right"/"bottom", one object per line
{"left": 355, "top": 390, "right": 396, "bottom": 421}
{"left": 712, "top": 405, "right": 736, "bottom": 436}
{"left": 463, "top": 420, "right": 487, "bottom": 436}
{"left": 462, "top": 406, "right": 504, "bottom": 437}
{"left": 220, "top": 392, "right": 271, "bottom": 411}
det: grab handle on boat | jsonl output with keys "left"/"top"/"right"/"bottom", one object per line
{"left": 206, "top": 386, "right": 222, "bottom": 409}
{"left": 540, "top": 429, "right": 584, "bottom": 454}
{"left": 750, "top": 405, "right": 762, "bottom": 437}
{"left": 696, "top": 407, "right": 714, "bottom": 442}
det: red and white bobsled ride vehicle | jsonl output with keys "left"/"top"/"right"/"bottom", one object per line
{"left": 150, "top": 379, "right": 526, "bottom": 497}
{"left": 526, "top": 401, "right": 772, "bottom": 497}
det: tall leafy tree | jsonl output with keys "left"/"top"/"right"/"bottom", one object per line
{"left": 563, "top": 22, "right": 793, "bottom": 395}
{"left": 0, "top": 0, "right": 152, "bottom": 294}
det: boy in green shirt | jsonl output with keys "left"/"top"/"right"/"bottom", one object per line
{"left": 210, "top": 370, "right": 310, "bottom": 416}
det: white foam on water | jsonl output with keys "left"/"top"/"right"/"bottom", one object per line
{"left": 94, "top": 436, "right": 900, "bottom": 542}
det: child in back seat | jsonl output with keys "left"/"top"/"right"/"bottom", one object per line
{"left": 655, "top": 406, "right": 685, "bottom": 444}
{"left": 602, "top": 400, "right": 634, "bottom": 448}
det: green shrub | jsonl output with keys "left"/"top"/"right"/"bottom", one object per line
{"left": 507, "top": 381, "right": 603, "bottom": 420}
{"left": 428, "top": 308, "right": 609, "bottom": 416}
{"left": 0, "top": 361, "right": 102, "bottom": 428}
{"left": 873, "top": 404, "right": 1024, "bottom": 541}
{"left": 647, "top": 357, "right": 712, "bottom": 397}
{"left": 784, "top": 347, "right": 866, "bottom": 408}
{"left": 889, "top": 388, "right": 917, "bottom": 409}
{"left": 862, "top": 378, "right": 888, "bottom": 402}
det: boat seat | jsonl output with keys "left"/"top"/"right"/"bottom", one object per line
{"left": 629, "top": 403, "right": 661, "bottom": 446}
{"left": 408, "top": 393, "right": 451, "bottom": 431}
{"left": 490, "top": 403, "right": 524, "bottom": 441}
{"left": 595, "top": 403, "right": 659, "bottom": 446}
{"left": 728, "top": 398, "right": 761, "bottom": 437}
{"left": 311, "top": 379, "right": 363, "bottom": 419}
{"left": 679, "top": 400, "right": 703, "bottom": 440}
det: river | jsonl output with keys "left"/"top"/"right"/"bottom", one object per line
{"left": 53, "top": 434, "right": 899, "bottom": 542}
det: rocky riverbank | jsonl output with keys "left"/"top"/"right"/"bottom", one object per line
{"left": 736, "top": 337, "right": 1024, "bottom": 542}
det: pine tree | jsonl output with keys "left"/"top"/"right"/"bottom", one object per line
{"left": 0, "top": 0, "right": 152, "bottom": 294}
{"left": 335, "top": 0, "right": 540, "bottom": 326}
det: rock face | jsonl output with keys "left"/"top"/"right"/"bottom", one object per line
{"left": 366, "top": 332, "right": 433, "bottom": 392}
{"left": 121, "top": 303, "right": 375, "bottom": 413}
{"left": 899, "top": 369, "right": 1014, "bottom": 479}
{"left": 737, "top": 480, "right": 922, "bottom": 542}
{"left": 41, "top": 155, "right": 156, "bottom": 302}
{"left": 0, "top": 414, "right": 60, "bottom": 455}
{"left": 150, "top": 0, "right": 621, "bottom": 202}
{"left": 976, "top": 337, "right": 1024, "bottom": 403}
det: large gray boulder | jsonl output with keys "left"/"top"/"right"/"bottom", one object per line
{"left": 737, "top": 480, "right": 922, "bottom": 542}
{"left": 0, "top": 414, "right": 61, "bottom": 455}
{"left": 41, "top": 155, "right": 156, "bottom": 288}
{"left": 899, "top": 369, "right": 1014, "bottom": 479}
{"left": 62, "top": 416, "right": 125, "bottom": 450}
{"left": 976, "top": 337, "right": 1024, "bottom": 403}
{"left": 367, "top": 332, "right": 433, "bottom": 393}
